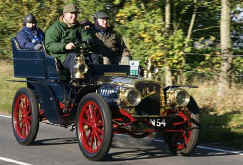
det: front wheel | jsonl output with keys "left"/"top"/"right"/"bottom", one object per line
{"left": 12, "top": 88, "right": 39, "bottom": 145}
{"left": 76, "top": 93, "right": 112, "bottom": 161}
{"left": 164, "top": 97, "right": 200, "bottom": 155}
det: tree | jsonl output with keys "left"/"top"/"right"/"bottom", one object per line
{"left": 0, "top": 0, "right": 66, "bottom": 58}
{"left": 164, "top": 0, "right": 173, "bottom": 86}
{"left": 0, "top": 0, "right": 241, "bottom": 87}
{"left": 186, "top": 0, "right": 198, "bottom": 44}
{"left": 218, "top": 0, "right": 233, "bottom": 97}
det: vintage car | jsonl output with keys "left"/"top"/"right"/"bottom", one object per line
{"left": 10, "top": 38, "right": 200, "bottom": 161}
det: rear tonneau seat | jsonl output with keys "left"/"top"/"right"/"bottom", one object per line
{"left": 11, "top": 38, "right": 59, "bottom": 79}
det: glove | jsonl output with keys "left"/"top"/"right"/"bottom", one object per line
{"left": 33, "top": 43, "right": 43, "bottom": 50}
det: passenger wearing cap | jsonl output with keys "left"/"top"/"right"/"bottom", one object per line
{"left": 88, "top": 11, "right": 131, "bottom": 65}
{"left": 45, "top": 3, "right": 92, "bottom": 76}
{"left": 16, "top": 14, "right": 44, "bottom": 50}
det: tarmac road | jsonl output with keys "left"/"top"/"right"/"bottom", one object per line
{"left": 1, "top": 114, "right": 243, "bottom": 165}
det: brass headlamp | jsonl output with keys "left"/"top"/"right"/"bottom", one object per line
{"left": 72, "top": 55, "right": 88, "bottom": 79}
{"left": 119, "top": 88, "right": 142, "bottom": 107}
{"left": 166, "top": 88, "right": 190, "bottom": 107}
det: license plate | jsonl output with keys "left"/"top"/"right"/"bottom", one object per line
{"left": 150, "top": 118, "right": 167, "bottom": 127}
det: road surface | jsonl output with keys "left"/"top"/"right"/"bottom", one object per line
{"left": 0, "top": 114, "right": 243, "bottom": 165}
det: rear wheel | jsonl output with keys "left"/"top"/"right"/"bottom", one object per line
{"left": 76, "top": 93, "right": 112, "bottom": 161}
{"left": 12, "top": 88, "right": 39, "bottom": 145}
{"left": 164, "top": 97, "right": 200, "bottom": 155}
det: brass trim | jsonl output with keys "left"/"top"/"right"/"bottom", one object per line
{"left": 72, "top": 55, "right": 88, "bottom": 79}
{"left": 119, "top": 88, "right": 142, "bottom": 107}
{"left": 166, "top": 88, "right": 190, "bottom": 107}
{"left": 104, "top": 72, "right": 127, "bottom": 77}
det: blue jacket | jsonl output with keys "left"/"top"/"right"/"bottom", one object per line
{"left": 16, "top": 26, "right": 44, "bottom": 50}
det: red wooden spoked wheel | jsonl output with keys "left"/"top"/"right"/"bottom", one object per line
{"left": 12, "top": 88, "right": 39, "bottom": 145}
{"left": 13, "top": 94, "right": 32, "bottom": 139}
{"left": 164, "top": 97, "right": 200, "bottom": 155}
{"left": 76, "top": 93, "right": 112, "bottom": 161}
{"left": 79, "top": 100, "right": 104, "bottom": 153}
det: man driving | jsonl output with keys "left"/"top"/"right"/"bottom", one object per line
{"left": 45, "top": 3, "right": 91, "bottom": 76}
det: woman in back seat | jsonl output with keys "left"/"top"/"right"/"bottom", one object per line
{"left": 16, "top": 14, "right": 44, "bottom": 50}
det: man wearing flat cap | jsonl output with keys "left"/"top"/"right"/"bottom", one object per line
{"left": 45, "top": 3, "right": 91, "bottom": 76}
{"left": 89, "top": 11, "right": 131, "bottom": 65}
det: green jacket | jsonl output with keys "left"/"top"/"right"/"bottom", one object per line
{"left": 45, "top": 17, "right": 92, "bottom": 62}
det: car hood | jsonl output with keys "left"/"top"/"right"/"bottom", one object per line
{"left": 98, "top": 76, "right": 161, "bottom": 90}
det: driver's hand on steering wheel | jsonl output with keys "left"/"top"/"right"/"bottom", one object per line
{"left": 65, "top": 42, "right": 76, "bottom": 50}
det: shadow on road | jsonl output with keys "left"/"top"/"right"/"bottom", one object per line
{"left": 104, "top": 135, "right": 243, "bottom": 161}
{"left": 105, "top": 143, "right": 242, "bottom": 162}
{"left": 29, "top": 135, "right": 242, "bottom": 162}
{"left": 32, "top": 137, "right": 78, "bottom": 146}
{"left": 106, "top": 148, "right": 172, "bottom": 161}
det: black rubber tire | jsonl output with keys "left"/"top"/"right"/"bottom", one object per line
{"left": 164, "top": 96, "right": 200, "bottom": 155}
{"left": 76, "top": 93, "right": 112, "bottom": 161}
{"left": 12, "top": 88, "right": 39, "bottom": 145}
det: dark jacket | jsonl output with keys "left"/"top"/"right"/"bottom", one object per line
{"left": 89, "top": 24, "right": 131, "bottom": 65}
{"left": 16, "top": 26, "right": 44, "bottom": 50}
{"left": 45, "top": 16, "right": 92, "bottom": 63}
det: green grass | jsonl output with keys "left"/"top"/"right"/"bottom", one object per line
{"left": 200, "top": 111, "right": 243, "bottom": 149}
{"left": 187, "top": 81, "right": 243, "bottom": 149}
{"left": 0, "top": 60, "right": 25, "bottom": 114}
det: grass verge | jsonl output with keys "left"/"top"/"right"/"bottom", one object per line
{"left": 200, "top": 111, "right": 243, "bottom": 149}
{"left": 0, "top": 60, "right": 25, "bottom": 114}
{"left": 187, "top": 82, "right": 243, "bottom": 149}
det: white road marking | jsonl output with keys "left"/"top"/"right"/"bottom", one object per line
{"left": 0, "top": 114, "right": 11, "bottom": 118}
{"left": 153, "top": 139, "right": 243, "bottom": 156}
{"left": 197, "top": 145, "right": 243, "bottom": 155}
{"left": 0, "top": 157, "right": 32, "bottom": 165}
{"left": 1, "top": 115, "right": 243, "bottom": 156}
{"left": 0, "top": 116, "right": 32, "bottom": 165}
{"left": 152, "top": 139, "right": 165, "bottom": 142}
